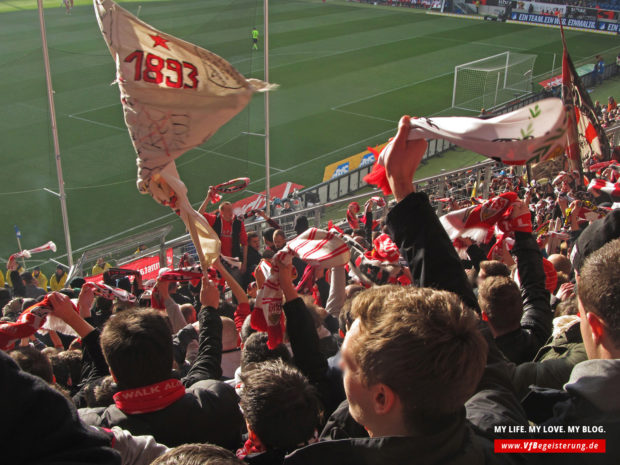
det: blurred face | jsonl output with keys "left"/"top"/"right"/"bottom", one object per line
{"left": 220, "top": 203, "right": 233, "bottom": 222}
{"left": 274, "top": 233, "right": 286, "bottom": 251}
{"left": 249, "top": 236, "right": 260, "bottom": 250}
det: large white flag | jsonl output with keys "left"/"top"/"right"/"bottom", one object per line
{"left": 379, "top": 98, "right": 569, "bottom": 166}
{"left": 94, "top": 0, "right": 275, "bottom": 267}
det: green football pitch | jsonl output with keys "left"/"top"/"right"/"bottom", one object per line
{"left": 1, "top": 0, "right": 618, "bottom": 271}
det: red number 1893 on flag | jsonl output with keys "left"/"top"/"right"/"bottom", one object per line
{"left": 124, "top": 50, "right": 199, "bottom": 90}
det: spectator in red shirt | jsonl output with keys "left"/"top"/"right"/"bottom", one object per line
{"left": 199, "top": 196, "right": 248, "bottom": 281}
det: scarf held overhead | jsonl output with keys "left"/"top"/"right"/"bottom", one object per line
{"left": 252, "top": 228, "right": 350, "bottom": 349}
{"left": 364, "top": 99, "right": 569, "bottom": 195}
{"left": 94, "top": 0, "right": 275, "bottom": 269}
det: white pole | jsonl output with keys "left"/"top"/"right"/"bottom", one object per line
{"left": 37, "top": 0, "right": 74, "bottom": 267}
{"left": 551, "top": 53, "right": 556, "bottom": 77}
{"left": 263, "top": 0, "right": 271, "bottom": 216}
{"left": 494, "top": 71, "right": 500, "bottom": 107}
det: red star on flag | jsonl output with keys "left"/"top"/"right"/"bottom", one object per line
{"left": 149, "top": 34, "right": 170, "bottom": 50}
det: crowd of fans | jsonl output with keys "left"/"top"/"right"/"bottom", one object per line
{"left": 2, "top": 111, "right": 620, "bottom": 464}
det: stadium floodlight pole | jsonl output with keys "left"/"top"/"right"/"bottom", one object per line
{"left": 37, "top": 0, "right": 74, "bottom": 267}
{"left": 264, "top": 0, "right": 271, "bottom": 216}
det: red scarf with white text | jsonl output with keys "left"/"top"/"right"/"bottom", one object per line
{"left": 113, "top": 378, "right": 186, "bottom": 414}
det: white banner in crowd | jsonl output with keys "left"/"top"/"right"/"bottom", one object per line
{"left": 377, "top": 98, "right": 569, "bottom": 167}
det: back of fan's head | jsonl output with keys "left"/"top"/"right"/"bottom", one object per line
{"left": 100, "top": 308, "right": 173, "bottom": 389}
{"left": 349, "top": 285, "right": 487, "bottom": 428}
{"left": 577, "top": 238, "right": 620, "bottom": 350}
{"left": 240, "top": 360, "right": 320, "bottom": 451}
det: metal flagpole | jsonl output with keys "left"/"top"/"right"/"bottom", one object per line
{"left": 263, "top": 0, "right": 271, "bottom": 216}
{"left": 14, "top": 226, "right": 25, "bottom": 268}
{"left": 37, "top": 0, "right": 74, "bottom": 267}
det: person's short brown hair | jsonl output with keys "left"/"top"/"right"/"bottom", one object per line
{"left": 349, "top": 286, "right": 487, "bottom": 425}
{"left": 478, "top": 276, "right": 523, "bottom": 332}
{"left": 9, "top": 346, "right": 54, "bottom": 383}
{"left": 100, "top": 308, "right": 173, "bottom": 389}
{"left": 479, "top": 260, "right": 510, "bottom": 279}
{"left": 240, "top": 360, "right": 321, "bottom": 451}
{"left": 577, "top": 238, "right": 620, "bottom": 346}
{"left": 151, "top": 443, "right": 244, "bottom": 465}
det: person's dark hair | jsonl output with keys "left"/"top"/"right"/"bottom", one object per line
{"left": 294, "top": 216, "right": 309, "bottom": 236}
{"left": 83, "top": 375, "right": 118, "bottom": 408}
{"left": 0, "top": 288, "right": 11, "bottom": 310}
{"left": 22, "top": 298, "right": 39, "bottom": 310}
{"left": 262, "top": 249, "right": 275, "bottom": 260}
{"left": 100, "top": 308, "right": 173, "bottom": 389}
{"left": 217, "top": 301, "right": 235, "bottom": 320}
{"left": 338, "top": 298, "right": 355, "bottom": 335}
{"left": 3, "top": 298, "right": 23, "bottom": 321}
{"left": 555, "top": 271, "right": 570, "bottom": 293}
{"left": 240, "top": 360, "right": 321, "bottom": 451}
{"left": 479, "top": 260, "right": 510, "bottom": 279}
{"left": 69, "top": 277, "right": 86, "bottom": 289}
{"left": 50, "top": 350, "right": 82, "bottom": 389}
{"left": 555, "top": 296, "right": 579, "bottom": 318}
{"left": 247, "top": 231, "right": 259, "bottom": 242}
{"left": 241, "top": 332, "right": 291, "bottom": 370}
{"left": 240, "top": 315, "right": 256, "bottom": 343}
{"left": 20, "top": 271, "right": 36, "bottom": 285}
{"left": 151, "top": 443, "right": 244, "bottom": 465}
{"left": 577, "top": 238, "right": 620, "bottom": 346}
{"left": 478, "top": 276, "right": 523, "bottom": 332}
{"left": 350, "top": 286, "right": 487, "bottom": 428}
{"left": 262, "top": 228, "right": 275, "bottom": 244}
{"left": 9, "top": 346, "right": 54, "bottom": 383}
{"left": 59, "top": 289, "right": 77, "bottom": 299}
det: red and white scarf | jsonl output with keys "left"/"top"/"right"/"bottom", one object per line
{"left": 0, "top": 296, "right": 80, "bottom": 351}
{"left": 10, "top": 241, "right": 56, "bottom": 260}
{"left": 84, "top": 282, "right": 137, "bottom": 303}
{"left": 113, "top": 378, "right": 186, "bottom": 414}
{"left": 252, "top": 228, "right": 350, "bottom": 349}
{"left": 346, "top": 202, "right": 360, "bottom": 230}
{"left": 440, "top": 192, "right": 520, "bottom": 243}
{"left": 587, "top": 178, "right": 620, "bottom": 198}
{"left": 364, "top": 233, "right": 400, "bottom": 264}
{"left": 364, "top": 99, "right": 569, "bottom": 195}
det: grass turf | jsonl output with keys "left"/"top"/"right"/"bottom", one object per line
{"left": 1, "top": 0, "right": 619, "bottom": 272}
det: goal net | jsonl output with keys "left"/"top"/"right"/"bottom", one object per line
{"left": 452, "top": 52, "right": 537, "bottom": 112}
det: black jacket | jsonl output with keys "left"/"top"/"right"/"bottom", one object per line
{"left": 494, "top": 232, "right": 552, "bottom": 364}
{"left": 1, "top": 350, "right": 120, "bottom": 465}
{"left": 79, "top": 305, "right": 243, "bottom": 449}
{"left": 522, "top": 359, "right": 620, "bottom": 464}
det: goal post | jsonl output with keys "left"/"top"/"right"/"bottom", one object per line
{"left": 452, "top": 52, "right": 537, "bottom": 112}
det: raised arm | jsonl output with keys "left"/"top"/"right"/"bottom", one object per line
{"left": 182, "top": 277, "right": 223, "bottom": 388}
{"left": 198, "top": 186, "right": 216, "bottom": 214}
{"left": 383, "top": 116, "right": 478, "bottom": 311}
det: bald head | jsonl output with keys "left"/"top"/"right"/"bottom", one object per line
{"left": 221, "top": 317, "right": 238, "bottom": 352}
{"left": 548, "top": 254, "right": 572, "bottom": 275}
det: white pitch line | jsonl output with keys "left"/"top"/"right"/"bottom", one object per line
{"left": 192, "top": 146, "right": 285, "bottom": 171}
{"left": 331, "top": 108, "right": 398, "bottom": 124}
{"left": 68, "top": 114, "right": 126, "bottom": 131}
{"left": 65, "top": 113, "right": 284, "bottom": 171}
{"left": 331, "top": 70, "right": 454, "bottom": 110}
{"left": 70, "top": 101, "right": 120, "bottom": 117}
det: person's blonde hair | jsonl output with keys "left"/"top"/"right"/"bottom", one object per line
{"left": 350, "top": 286, "right": 487, "bottom": 426}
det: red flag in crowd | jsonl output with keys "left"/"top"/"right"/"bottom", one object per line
{"left": 559, "top": 19, "right": 611, "bottom": 171}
